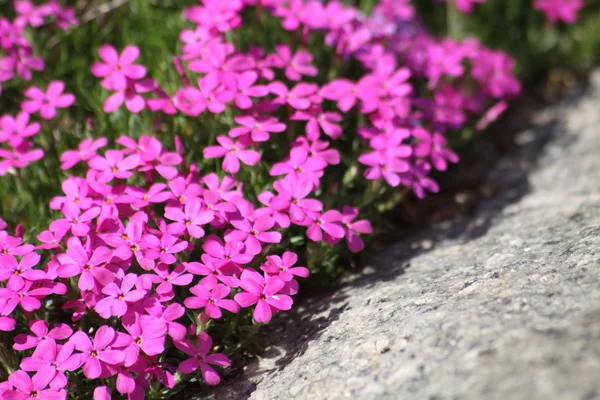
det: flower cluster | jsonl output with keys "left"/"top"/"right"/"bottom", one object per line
{"left": 0, "top": 0, "right": 77, "bottom": 175}
{"left": 442, "top": 0, "right": 583, "bottom": 23}
{"left": 1, "top": 0, "right": 587, "bottom": 398}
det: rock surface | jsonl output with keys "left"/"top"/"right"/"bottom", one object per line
{"left": 203, "top": 75, "right": 600, "bottom": 400}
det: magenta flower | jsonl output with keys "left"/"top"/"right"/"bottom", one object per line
{"left": 291, "top": 107, "right": 343, "bottom": 140}
{"left": 227, "top": 71, "right": 268, "bottom": 109}
{"left": 127, "top": 183, "right": 172, "bottom": 208}
{"left": 91, "top": 45, "right": 147, "bottom": 90}
{"left": 69, "top": 326, "right": 126, "bottom": 379}
{"left": 56, "top": 243, "right": 114, "bottom": 291}
{"left": 412, "top": 129, "right": 459, "bottom": 171}
{"left": 49, "top": 204, "right": 100, "bottom": 237}
{"left": 121, "top": 314, "right": 167, "bottom": 366}
{"left": 269, "top": 44, "right": 318, "bottom": 81}
{"left": 175, "top": 333, "right": 231, "bottom": 385}
{"left": 59, "top": 137, "right": 107, "bottom": 170}
{"left": 228, "top": 115, "right": 286, "bottom": 142}
{"left": 226, "top": 215, "right": 282, "bottom": 255}
{"left": 203, "top": 135, "right": 260, "bottom": 174}
{"left": 13, "top": 320, "right": 72, "bottom": 351}
{"left": 142, "top": 233, "right": 188, "bottom": 265}
{"left": 95, "top": 274, "right": 147, "bottom": 318}
{"left": 0, "top": 112, "right": 40, "bottom": 148}
{"left": 184, "top": 283, "right": 240, "bottom": 319}
{"left": 20, "top": 340, "right": 83, "bottom": 390}
{"left": 261, "top": 251, "right": 309, "bottom": 282}
{"left": 167, "top": 176, "right": 202, "bottom": 205}
{"left": 184, "top": 255, "right": 241, "bottom": 288}
{"left": 0, "top": 231, "right": 34, "bottom": 256}
{"left": 103, "top": 78, "right": 155, "bottom": 113}
{"left": 164, "top": 199, "right": 214, "bottom": 239}
{"left": 0, "top": 280, "right": 52, "bottom": 315}
{"left": 14, "top": 1, "right": 50, "bottom": 28}
{"left": 6, "top": 365, "right": 66, "bottom": 400}
{"left": 0, "top": 253, "right": 45, "bottom": 288}
{"left": 268, "top": 81, "right": 319, "bottom": 111}
{"left": 202, "top": 235, "right": 254, "bottom": 266}
{"left": 142, "top": 263, "right": 193, "bottom": 294}
{"left": 270, "top": 146, "right": 327, "bottom": 187}
{"left": 306, "top": 210, "right": 346, "bottom": 242}
{"left": 271, "top": 176, "right": 322, "bottom": 223}
{"left": 234, "top": 269, "right": 293, "bottom": 323}
{"left": 145, "top": 303, "right": 187, "bottom": 341}
{"left": 88, "top": 150, "right": 141, "bottom": 182}
{"left": 173, "top": 87, "right": 205, "bottom": 116}
{"left": 534, "top": 0, "right": 583, "bottom": 23}
{"left": 197, "top": 74, "right": 235, "bottom": 114}
{"left": 21, "top": 81, "right": 75, "bottom": 120}
{"left": 341, "top": 206, "right": 373, "bottom": 253}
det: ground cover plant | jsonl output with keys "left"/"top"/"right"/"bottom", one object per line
{"left": 0, "top": 0, "right": 598, "bottom": 398}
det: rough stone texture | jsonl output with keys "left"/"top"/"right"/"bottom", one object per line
{"left": 204, "top": 74, "right": 600, "bottom": 400}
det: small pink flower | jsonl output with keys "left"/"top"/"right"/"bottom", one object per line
{"left": 203, "top": 135, "right": 260, "bottom": 174}
{"left": 0, "top": 112, "right": 40, "bottom": 148}
{"left": 94, "top": 273, "right": 147, "bottom": 318}
{"left": 341, "top": 206, "right": 372, "bottom": 253}
{"left": 228, "top": 115, "right": 286, "bottom": 142}
{"left": 20, "top": 339, "right": 83, "bottom": 390}
{"left": 305, "top": 210, "right": 346, "bottom": 242}
{"left": 21, "top": 81, "right": 75, "bottom": 120}
{"left": 165, "top": 199, "right": 214, "bottom": 239}
{"left": 0, "top": 253, "right": 45, "bottom": 288}
{"left": 121, "top": 314, "right": 167, "bottom": 366}
{"left": 142, "top": 263, "right": 193, "bottom": 294}
{"left": 88, "top": 150, "right": 141, "bottom": 182}
{"left": 261, "top": 251, "right": 309, "bottom": 282}
{"left": 184, "top": 283, "right": 240, "bottom": 319}
{"left": 60, "top": 138, "right": 107, "bottom": 170}
{"left": 234, "top": 269, "right": 293, "bottom": 323}
{"left": 91, "top": 45, "right": 147, "bottom": 90}
{"left": 49, "top": 204, "right": 101, "bottom": 237}
{"left": 268, "top": 44, "right": 318, "bottom": 81}
{"left": 13, "top": 320, "right": 73, "bottom": 351}
{"left": 56, "top": 242, "right": 114, "bottom": 291}
{"left": 6, "top": 365, "right": 67, "bottom": 400}
{"left": 226, "top": 215, "right": 282, "bottom": 255}
{"left": 69, "top": 326, "right": 126, "bottom": 379}
{"left": 175, "top": 333, "right": 231, "bottom": 385}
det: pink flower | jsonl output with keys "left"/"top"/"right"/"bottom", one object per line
{"left": 0, "top": 280, "right": 52, "bottom": 315}
{"left": 21, "top": 81, "right": 75, "bottom": 120}
{"left": 184, "top": 255, "right": 241, "bottom": 288}
{"left": 49, "top": 204, "right": 101, "bottom": 237}
{"left": 271, "top": 176, "right": 322, "bottom": 223}
{"left": 203, "top": 135, "right": 261, "bottom": 174}
{"left": 103, "top": 78, "right": 155, "bottom": 113}
{"left": 6, "top": 365, "right": 67, "bottom": 400}
{"left": 291, "top": 107, "right": 343, "bottom": 140}
{"left": 56, "top": 242, "right": 114, "bottom": 291}
{"left": 175, "top": 333, "right": 231, "bottom": 385}
{"left": 0, "top": 112, "right": 40, "bottom": 148}
{"left": 228, "top": 115, "right": 286, "bottom": 142}
{"left": 60, "top": 137, "right": 107, "bottom": 170}
{"left": 142, "top": 263, "right": 193, "bottom": 294}
{"left": 121, "top": 314, "right": 167, "bottom": 366}
{"left": 270, "top": 146, "right": 327, "bottom": 187}
{"left": 0, "top": 230, "right": 34, "bottom": 255}
{"left": 95, "top": 274, "right": 147, "bottom": 318}
{"left": 0, "top": 253, "right": 45, "bottom": 288}
{"left": 261, "top": 251, "right": 309, "bottom": 282}
{"left": 234, "top": 269, "right": 293, "bottom": 323}
{"left": 202, "top": 235, "right": 254, "bottom": 266}
{"left": 69, "top": 326, "right": 126, "bottom": 379}
{"left": 88, "top": 150, "right": 141, "bottom": 182}
{"left": 268, "top": 44, "right": 318, "bottom": 81}
{"left": 20, "top": 340, "right": 83, "bottom": 390}
{"left": 341, "top": 206, "right": 372, "bottom": 253}
{"left": 227, "top": 71, "right": 268, "bottom": 109}
{"left": 226, "top": 215, "right": 282, "bottom": 255}
{"left": 145, "top": 303, "right": 187, "bottom": 341}
{"left": 142, "top": 233, "right": 188, "bottom": 265}
{"left": 91, "top": 45, "right": 147, "bottom": 90}
{"left": 534, "top": 0, "right": 583, "bottom": 23}
{"left": 268, "top": 81, "right": 319, "bottom": 111}
{"left": 13, "top": 320, "right": 73, "bottom": 351}
{"left": 184, "top": 283, "right": 240, "bottom": 319}
{"left": 412, "top": 129, "right": 459, "bottom": 171}
{"left": 127, "top": 183, "right": 172, "bottom": 208}
{"left": 305, "top": 210, "right": 346, "bottom": 242}
{"left": 164, "top": 199, "right": 214, "bottom": 239}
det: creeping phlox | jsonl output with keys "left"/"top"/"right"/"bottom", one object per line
{"left": 0, "top": 0, "right": 584, "bottom": 398}
{"left": 0, "top": 0, "right": 77, "bottom": 175}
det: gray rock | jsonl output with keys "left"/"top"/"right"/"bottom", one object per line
{"left": 203, "top": 73, "right": 600, "bottom": 400}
